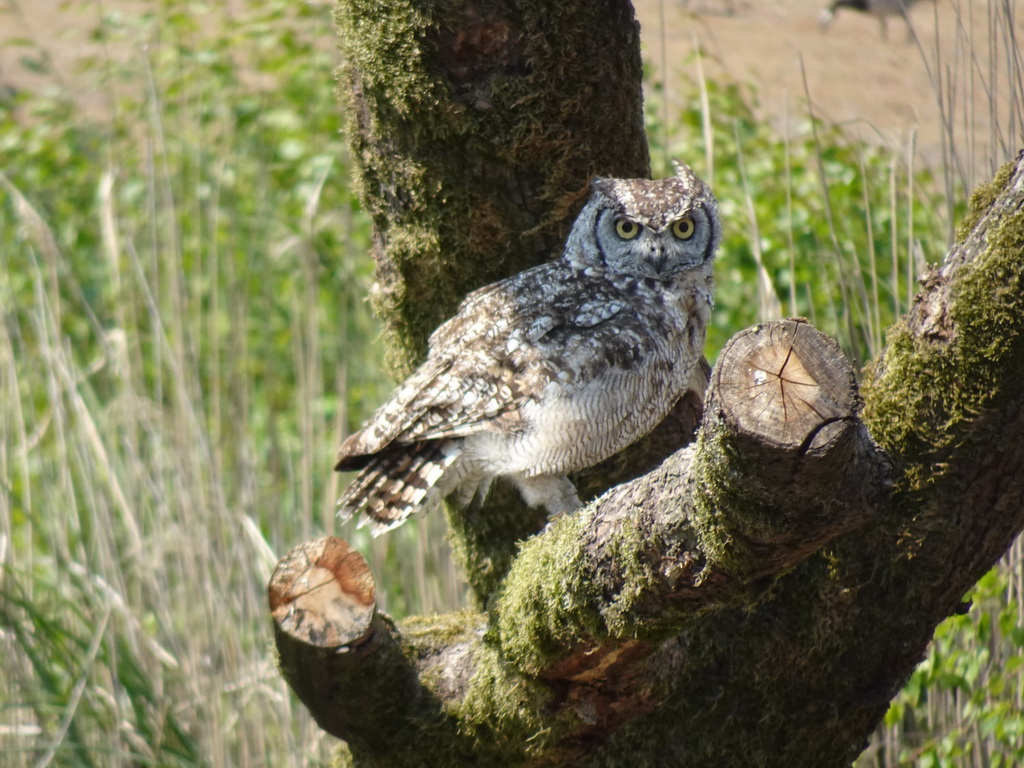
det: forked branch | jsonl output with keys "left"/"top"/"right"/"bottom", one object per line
{"left": 270, "top": 320, "right": 888, "bottom": 766}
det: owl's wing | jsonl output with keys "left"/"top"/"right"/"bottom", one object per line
{"left": 335, "top": 355, "right": 520, "bottom": 471}
{"left": 336, "top": 266, "right": 590, "bottom": 470}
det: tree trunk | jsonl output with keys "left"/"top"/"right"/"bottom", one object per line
{"left": 270, "top": 1, "right": 1024, "bottom": 765}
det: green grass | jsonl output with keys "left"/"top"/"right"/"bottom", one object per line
{"left": 0, "top": 1, "right": 385, "bottom": 764}
{"left": 0, "top": 0, "right": 1021, "bottom": 766}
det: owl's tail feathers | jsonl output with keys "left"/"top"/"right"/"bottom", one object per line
{"left": 336, "top": 441, "right": 461, "bottom": 535}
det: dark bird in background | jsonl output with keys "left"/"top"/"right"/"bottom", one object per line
{"left": 820, "top": 0, "right": 933, "bottom": 41}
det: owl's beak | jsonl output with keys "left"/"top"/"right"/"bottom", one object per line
{"left": 650, "top": 244, "right": 669, "bottom": 274}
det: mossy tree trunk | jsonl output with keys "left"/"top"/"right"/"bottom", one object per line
{"left": 269, "top": 2, "right": 1024, "bottom": 765}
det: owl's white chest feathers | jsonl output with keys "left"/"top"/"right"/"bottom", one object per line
{"left": 461, "top": 272, "right": 712, "bottom": 480}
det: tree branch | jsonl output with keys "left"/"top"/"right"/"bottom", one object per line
{"left": 857, "top": 151, "right": 1024, "bottom": 648}
{"left": 271, "top": 320, "right": 889, "bottom": 765}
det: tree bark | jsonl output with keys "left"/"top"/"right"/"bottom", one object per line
{"left": 271, "top": 1, "right": 1024, "bottom": 765}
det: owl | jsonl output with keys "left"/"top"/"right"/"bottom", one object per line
{"left": 336, "top": 162, "right": 721, "bottom": 534}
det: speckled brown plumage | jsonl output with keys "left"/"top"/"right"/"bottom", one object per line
{"left": 336, "top": 162, "right": 721, "bottom": 534}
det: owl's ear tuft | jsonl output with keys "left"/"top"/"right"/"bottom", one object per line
{"left": 671, "top": 159, "right": 699, "bottom": 184}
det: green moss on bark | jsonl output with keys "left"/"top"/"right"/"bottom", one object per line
{"left": 688, "top": 426, "right": 772, "bottom": 576}
{"left": 492, "top": 512, "right": 605, "bottom": 675}
{"left": 863, "top": 166, "right": 1024, "bottom": 491}
{"left": 954, "top": 159, "right": 1015, "bottom": 243}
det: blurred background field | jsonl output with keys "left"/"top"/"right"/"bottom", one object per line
{"left": 0, "top": 0, "right": 1022, "bottom": 765}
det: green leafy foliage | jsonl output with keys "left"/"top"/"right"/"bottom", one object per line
{"left": 867, "top": 555, "right": 1024, "bottom": 767}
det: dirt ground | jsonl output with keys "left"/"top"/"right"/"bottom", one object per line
{"left": 1, "top": 0, "right": 1020, "bottom": 185}
{"left": 636, "top": 0, "right": 1023, "bottom": 184}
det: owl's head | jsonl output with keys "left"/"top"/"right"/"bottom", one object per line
{"left": 565, "top": 162, "right": 721, "bottom": 278}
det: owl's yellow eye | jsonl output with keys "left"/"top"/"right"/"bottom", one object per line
{"left": 672, "top": 216, "right": 696, "bottom": 240}
{"left": 614, "top": 218, "right": 641, "bottom": 240}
